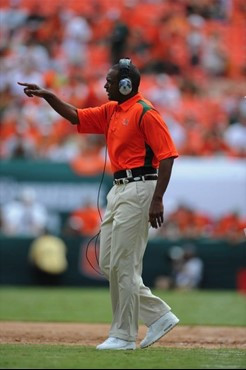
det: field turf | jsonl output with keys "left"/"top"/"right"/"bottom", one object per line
{"left": 0, "top": 287, "right": 245, "bottom": 369}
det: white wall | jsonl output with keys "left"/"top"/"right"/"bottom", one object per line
{"left": 164, "top": 157, "right": 246, "bottom": 218}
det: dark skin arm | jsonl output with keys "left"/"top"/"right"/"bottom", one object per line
{"left": 149, "top": 157, "right": 175, "bottom": 229}
{"left": 17, "top": 82, "right": 79, "bottom": 125}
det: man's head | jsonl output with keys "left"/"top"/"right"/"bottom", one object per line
{"left": 104, "top": 58, "right": 141, "bottom": 103}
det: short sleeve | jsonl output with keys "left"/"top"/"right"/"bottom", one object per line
{"left": 77, "top": 102, "right": 116, "bottom": 135}
{"left": 140, "top": 110, "right": 179, "bottom": 160}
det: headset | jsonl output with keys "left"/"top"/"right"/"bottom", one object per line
{"left": 118, "top": 58, "right": 132, "bottom": 95}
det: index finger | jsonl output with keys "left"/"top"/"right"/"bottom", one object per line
{"left": 17, "top": 82, "right": 30, "bottom": 86}
{"left": 18, "top": 82, "right": 38, "bottom": 89}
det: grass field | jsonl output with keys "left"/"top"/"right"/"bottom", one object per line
{"left": 0, "top": 286, "right": 245, "bottom": 369}
{"left": 1, "top": 345, "right": 245, "bottom": 369}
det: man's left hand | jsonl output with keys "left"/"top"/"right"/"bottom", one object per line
{"left": 149, "top": 199, "right": 164, "bottom": 228}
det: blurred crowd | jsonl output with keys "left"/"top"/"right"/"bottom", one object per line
{"left": 1, "top": 0, "right": 246, "bottom": 167}
{"left": 0, "top": 0, "right": 246, "bottom": 242}
{"left": 150, "top": 203, "right": 246, "bottom": 243}
{"left": 0, "top": 186, "right": 245, "bottom": 243}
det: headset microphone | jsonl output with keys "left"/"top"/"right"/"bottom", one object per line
{"left": 119, "top": 58, "right": 132, "bottom": 95}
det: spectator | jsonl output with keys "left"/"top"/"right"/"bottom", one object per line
{"left": 62, "top": 14, "right": 92, "bottom": 66}
{"left": 28, "top": 228, "right": 68, "bottom": 285}
{"left": 63, "top": 200, "right": 102, "bottom": 237}
{"left": 0, "top": 0, "right": 28, "bottom": 34}
{"left": 213, "top": 211, "right": 246, "bottom": 243}
{"left": 69, "top": 134, "right": 110, "bottom": 176}
{"left": 173, "top": 244, "right": 204, "bottom": 289}
{"left": 110, "top": 18, "right": 130, "bottom": 64}
{"left": 186, "top": 14, "right": 205, "bottom": 67}
{"left": 201, "top": 31, "right": 229, "bottom": 77}
{"left": 2, "top": 125, "right": 37, "bottom": 159}
{"left": 155, "top": 244, "right": 204, "bottom": 290}
{"left": 223, "top": 117, "right": 246, "bottom": 157}
{"left": 1, "top": 187, "right": 48, "bottom": 236}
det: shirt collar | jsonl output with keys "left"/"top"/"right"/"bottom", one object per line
{"left": 117, "top": 92, "right": 143, "bottom": 112}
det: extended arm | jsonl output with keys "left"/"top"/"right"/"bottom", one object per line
{"left": 17, "top": 82, "right": 79, "bottom": 125}
{"left": 149, "top": 157, "right": 174, "bottom": 229}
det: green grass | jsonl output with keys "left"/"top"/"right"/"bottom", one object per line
{"left": 0, "top": 286, "right": 245, "bottom": 326}
{"left": 0, "top": 287, "right": 245, "bottom": 369}
{"left": 0, "top": 345, "right": 245, "bottom": 369}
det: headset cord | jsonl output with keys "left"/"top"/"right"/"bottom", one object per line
{"left": 85, "top": 231, "right": 102, "bottom": 275}
{"left": 85, "top": 145, "right": 108, "bottom": 275}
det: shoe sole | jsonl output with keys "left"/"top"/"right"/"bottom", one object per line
{"left": 97, "top": 346, "right": 136, "bottom": 350}
{"left": 140, "top": 318, "right": 179, "bottom": 349}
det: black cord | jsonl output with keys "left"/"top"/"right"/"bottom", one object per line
{"left": 96, "top": 145, "right": 108, "bottom": 223}
{"left": 85, "top": 145, "right": 108, "bottom": 275}
{"left": 85, "top": 231, "right": 102, "bottom": 275}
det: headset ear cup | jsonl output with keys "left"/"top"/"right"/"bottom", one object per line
{"left": 119, "top": 78, "right": 132, "bottom": 95}
{"left": 118, "top": 58, "right": 132, "bottom": 95}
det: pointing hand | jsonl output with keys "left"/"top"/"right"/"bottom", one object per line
{"left": 17, "top": 82, "right": 47, "bottom": 98}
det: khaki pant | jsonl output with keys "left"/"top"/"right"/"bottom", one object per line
{"left": 99, "top": 180, "right": 171, "bottom": 341}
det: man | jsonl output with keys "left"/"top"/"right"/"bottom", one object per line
{"left": 18, "top": 58, "right": 179, "bottom": 350}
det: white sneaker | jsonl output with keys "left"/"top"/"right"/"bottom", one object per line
{"left": 140, "top": 311, "right": 179, "bottom": 349}
{"left": 96, "top": 337, "right": 136, "bottom": 350}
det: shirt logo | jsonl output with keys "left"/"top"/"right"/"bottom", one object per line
{"left": 122, "top": 118, "right": 129, "bottom": 126}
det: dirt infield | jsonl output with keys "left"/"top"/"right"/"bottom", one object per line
{"left": 0, "top": 322, "right": 245, "bottom": 349}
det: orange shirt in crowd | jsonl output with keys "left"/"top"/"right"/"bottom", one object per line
{"left": 77, "top": 92, "right": 178, "bottom": 173}
{"left": 68, "top": 205, "right": 101, "bottom": 237}
{"left": 213, "top": 213, "right": 246, "bottom": 239}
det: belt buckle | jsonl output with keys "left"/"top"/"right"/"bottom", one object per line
{"left": 114, "top": 178, "right": 129, "bottom": 185}
{"left": 126, "top": 169, "right": 132, "bottom": 178}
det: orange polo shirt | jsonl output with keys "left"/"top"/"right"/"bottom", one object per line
{"left": 77, "top": 92, "right": 178, "bottom": 173}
